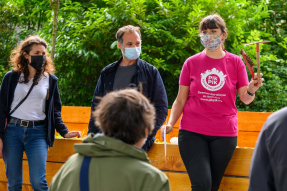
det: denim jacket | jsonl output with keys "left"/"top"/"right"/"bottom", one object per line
{"left": 0, "top": 71, "right": 69, "bottom": 147}
{"left": 88, "top": 57, "right": 168, "bottom": 151}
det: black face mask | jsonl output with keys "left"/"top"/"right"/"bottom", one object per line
{"left": 30, "top": 55, "right": 46, "bottom": 71}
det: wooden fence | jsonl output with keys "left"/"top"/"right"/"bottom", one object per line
{"left": 0, "top": 106, "right": 272, "bottom": 190}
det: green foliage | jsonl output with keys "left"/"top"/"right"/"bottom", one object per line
{"left": 0, "top": 0, "right": 286, "bottom": 111}
{"left": 235, "top": 0, "right": 287, "bottom": 111}
{"left": 0, "top": 1, "right": 18, "bottom": 78}
{"left": 0, "top": 0, "right": 50, "bottom": 81}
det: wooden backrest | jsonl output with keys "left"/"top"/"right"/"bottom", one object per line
{"left": 0, "top": 106, "right": 273, "bottom": 191}
{"left": 61, "top": 106, "right": 272, "bottom": 147}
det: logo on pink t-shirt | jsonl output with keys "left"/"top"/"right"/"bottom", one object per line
{"left": 201, "top": 68, "right": 227, "bottom": 91}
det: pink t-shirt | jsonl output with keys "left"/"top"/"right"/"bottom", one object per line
{"left": 179, "top": 51, "right": 249, "bottom": 136}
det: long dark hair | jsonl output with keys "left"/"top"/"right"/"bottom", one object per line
{"left": 10, "top": 35, "right": 55, "bottom": 84}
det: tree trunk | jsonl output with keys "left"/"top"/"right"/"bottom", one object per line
{"left": 37, "top": 10, "right": 42, "bottom": 31}
{"left": 50, "top": 0, "right": 60, "bottom": 60}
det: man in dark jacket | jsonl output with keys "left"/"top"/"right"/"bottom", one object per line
{"left": 248, "top": 107, "right": 287, "bottom": 191}
{"left": 88, "top": 25, "right": 168, "bottom": 151}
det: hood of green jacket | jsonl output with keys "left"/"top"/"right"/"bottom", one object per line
{"left": 73, "top": 133, "right": 150, "bottom": 163}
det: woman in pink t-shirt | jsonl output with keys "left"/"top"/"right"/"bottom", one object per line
{"left": 161, "top": 14, "right": 264, "bottom": 191}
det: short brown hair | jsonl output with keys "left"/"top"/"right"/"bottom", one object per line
{"left": 116, "top": 25, "right": 141, "bottom": 44}
{"left": 199, "top": 14, "right": 227, "bottom": 34}
{"left": 93, "top": 89, "right": 155, "bottom": 145}
{"left": 10, "top": 35, "right": 55, "bottom": 84}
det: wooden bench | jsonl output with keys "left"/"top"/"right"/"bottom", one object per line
{"left": 0, "top": 106, "right": 272, "bottom": 190}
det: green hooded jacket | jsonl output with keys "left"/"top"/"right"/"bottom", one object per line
{"left": 49, "top": 134, "right": 170, "bottom": 191}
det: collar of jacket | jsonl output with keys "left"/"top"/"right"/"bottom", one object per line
{"left": 74, "top": 133, "right": 151, "bottom": 163}
{"left": 102, "top": 57, "right": 141, "bottom": 75}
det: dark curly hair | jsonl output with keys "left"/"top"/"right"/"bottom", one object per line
{"left": 9, "top": 35, "right": 55, "bottom": 85}
{"left": 93, "top": 89, "right": 155, "bottom": 145}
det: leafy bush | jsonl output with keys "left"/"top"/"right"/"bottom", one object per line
{"left": 0, "top": 0, "right": 286, "bottom": 111}
{"left": 0, "top": 0, "right": 50, "bottom": 80}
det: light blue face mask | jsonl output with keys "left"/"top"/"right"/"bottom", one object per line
{"left": 121, "top": 45, "right": 141, "bottom": 60}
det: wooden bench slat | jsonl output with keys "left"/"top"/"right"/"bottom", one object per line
{"left": 155, "top": 129, "right": 259, "bottom": 147}
{"left": 61, "top": 106, "right": 271, "bottom": 131}
{"left": 148, "top": 144, "right": 252, "bottom": 177}
{"left": 61, "top": 106, "right": 91, "bottom": 123}
{"left": 1, "top": 160, "right": 250, "bottom": 191}
{"left": 0, "top": 160, "right": 63, "bottom": 185}
{"left": 65, "top": 123, "right": 88, "bottom": 133}
{"left": 225, "top": 147, "right": 253, "bottom": 177}
{"left": 0, "top": 182, "right": 33, "bottom": 191}
{"left": 220, "top": 176, "right": 249, "bottom": 191}
{"left": 0, "top": 173, "right": 249, "bottom": 191}
{"left": 164, "top": 172, "right": 249, "bottom": 191}
{"left": 22, "top": 139, "right": 81, "bottom": 162}
{"left": 10, "top": 140, "right": 253, "bottom": 177}
{"left": 61, "top": 107, "right": 270, "bottom": 147}
{"left": 66, "top": 122, "right": 265, "bottom": 134}
{"left": 0, "top": 141, "right": 252, "bottom": 179}
{"left": 65, "top": 124, "right": 259, "bottom": 148}
{"left": 237, "top": 131, "right": 259, "bottom": 148}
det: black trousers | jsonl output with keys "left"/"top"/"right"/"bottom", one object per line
{"left": 178, "top": 129, "right": 237, "bottom": 191}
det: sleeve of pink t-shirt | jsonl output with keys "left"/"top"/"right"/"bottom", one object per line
{"left": 179, "top": 59, "right": 191, "bottom": 86}
{"left": 236, "top": 57, "right": 249, "bottom": 90}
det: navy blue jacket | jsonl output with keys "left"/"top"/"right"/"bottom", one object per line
{"left": 88, "top": 57, "right": 168, "bottom": 151}
{"left": 249, "top": 107, "right": 287, "bottom": 191}
{"left": 0, "top": 71, "right": 69, "bottom": 147}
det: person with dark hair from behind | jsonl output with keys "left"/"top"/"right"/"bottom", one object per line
{"left": 88, "top": 25, "right": 168, "bottom": 151}
{"left": 48, "top": 89, "right": 170, "bottom": 191}
{"left": 248, "top": 106, "right": 287, "bottom": 191}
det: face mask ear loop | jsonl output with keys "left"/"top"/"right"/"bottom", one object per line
{"left": 120, "top": 44, "right": 125, "bottom": 55}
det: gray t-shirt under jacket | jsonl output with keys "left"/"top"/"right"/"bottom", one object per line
{"left": 113, "top": 63, "right": 137, "bottom": 90}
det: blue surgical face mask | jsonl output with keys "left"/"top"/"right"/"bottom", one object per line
{"left": 121, "top": 45, "right": 141, "bottom": 60}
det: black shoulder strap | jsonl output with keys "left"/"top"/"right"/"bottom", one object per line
{"left": 80, "top": 156, "right": 92, "bottom": 191}
{"left": 8, "top": 82, "right": 35, "bottom": 116}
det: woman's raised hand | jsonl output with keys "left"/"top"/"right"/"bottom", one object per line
{"left": 248, "top": 73, "right": 264, "bottom": 93}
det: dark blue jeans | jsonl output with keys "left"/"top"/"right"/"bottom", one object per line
{"left": 2, "top": 121, "right": 48, "bottom": 191}
{"left": 178, "top": 130, "right": 237, "bottom": 191}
